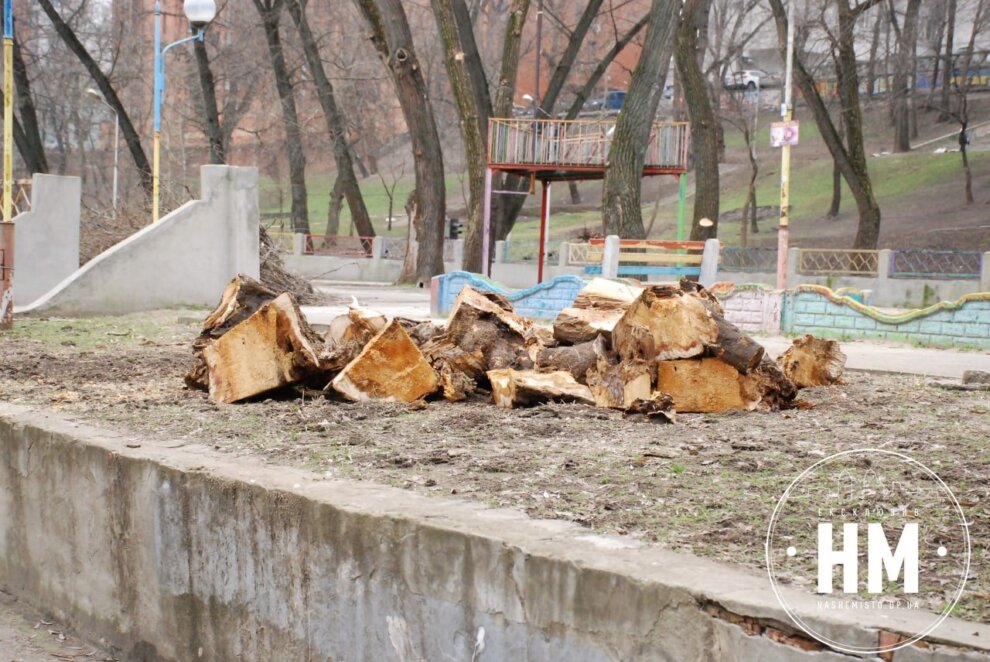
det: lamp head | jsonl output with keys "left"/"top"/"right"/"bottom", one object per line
{"left": 183, "top": 0, "right": 217, "bottom": 28}
{"left": 522, "top": 94, "right": 534, "bottom": 102}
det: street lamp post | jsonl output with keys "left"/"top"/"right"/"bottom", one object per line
{"left": 87, "top": 88, "right": 119, "bottom": 218}
{"left": 152, "top": 0, "right": 216, "bottom": 223}
{"left": 1, "top": 0, "right": 13, "bottom": 329}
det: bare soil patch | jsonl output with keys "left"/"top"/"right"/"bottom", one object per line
{"left": 1, "top": 314, "right": 987, "bottom": 622}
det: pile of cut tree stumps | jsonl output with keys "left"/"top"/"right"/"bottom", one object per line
{"left": 185, "top": 274, "right": 847, "bottom": 421}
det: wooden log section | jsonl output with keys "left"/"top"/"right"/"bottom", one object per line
{"left": 586, "top": 358, "right": 652, "bottom": 409}
{"left": 487, "top": 369, "right": 595, "bottom": 408}
{"left": 203, "top": 293, "right": 325, "bottom": 404}
{"left": 777, "top": 335, "right": 846, "bottom": 388}
{"left": 535, "top": 335, "right": 611, "bottom": 384}
{"left": 185, "top": 274, "right": 277, "bottom": 390}
{"left": 553, "top": 278, "right": 644, "bottom": 344}
{"left": 331, "top": 319, "right": 439, "bottom": 402}
{"left": 612, "top": 285, "right": 719, "bottom": 363}
{"left": 657, "top": 358, "right": 762, "bottom": 413}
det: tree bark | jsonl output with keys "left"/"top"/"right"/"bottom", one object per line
{"left": 38, "top": 0, "right": 151, "bottom": 194}
{"left": 676, "top": 0, "right": 720, "bottom": 240}
{"left": 325, "top": 176, "right": 344, "bottom": 240}
{"left": 253, "top": 0, "right": 310, "bottom": 235}
{"left": 938, "top": 0, "right": 956, "bottom": 122}
{"left": 353, "top": 0, "right": 446, "bottom": 285}
{"left": 433, "top": 0, "right": 488, "bottom": 273}
{"left": 287, "top": 0, "right": 374, "bottom": 238}
{"left": 768, "top": 0, "right": 882, "bottom": 249}
{"left": 891, "top": 0, "right": 922, "bottom": 152}
{"left": 601, "top": 0, "right": 678, "bottom": 238}
{"left": 192, "top": 35, "right": 225, "bottom": 164}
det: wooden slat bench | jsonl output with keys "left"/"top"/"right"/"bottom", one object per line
{"left": 583, "top": 239, "right": 719, "bottom": 278}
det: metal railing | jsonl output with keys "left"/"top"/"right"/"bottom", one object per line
{"left": 381, "top": 236, "right": 407, "bottom": 260}
{"left": 889, "top": 249, "right": 982, "bottom": 279}
{"left": 798, "top": 249, "right": 879, "bottom": 276}
{"left": 488, "top": 118, "right": 690, "bottom": 170}
{"left": 567, "top": 242, "right": 593, "bottom": 265}
{"left": 721, "top": 247, "right": 779, "bottom": 273}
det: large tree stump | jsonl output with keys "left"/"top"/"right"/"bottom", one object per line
{"left": 778, "top": 335, "right": 846, "bottom": 388}
{"left": 612, "top": 285, "right": 719, "bottom": 364}
{"left": 185, "top": 274, "right": 276, "bottom": 390}
{"left": 553, "top": 278, "right": 644, "bottom": 344}
{"left": 487, "top": 369, "right": 595, "bottom": 408}
{"left": 203, "top": 293, "right": 325, "bottom": 404}
{"left": 331, "top": 319, "right": 439, "bottom": 402}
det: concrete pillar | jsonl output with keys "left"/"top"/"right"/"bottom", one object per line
{"left": 982, "top": 253, "right": 990, "bottom": 292}
{"left": 371, "top": 235, "right": 386, "bottom": 260}
{"left": 293, "top": 233, "right": 305, "bottom": 256}
{"left": 452, "top": 239, "right": 464, "bottom": 269}
{"left": 877, "top": 248, "right": 892, "bottom": 281}
{"left": 602, "top": 235, "right": 620, "bottom": 279}
{"left": 558, "top": 242, "right": 569, "bottom": 267}
{"left": 786, "top": 248, "right": 800, "bottom": 290}
{"left": 699, "top": 238, "right": 720, "bottom": 287}
{"left": 494, "top": 240, "right": 506, "bottom": 264}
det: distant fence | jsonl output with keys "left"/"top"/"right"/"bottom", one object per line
{"left": 721, "top": 247, "right": 779, "bottom": 273}
{"left": 797, "top": 249, "right": 880, "bottom": 277}
{"left": 889, "top": 249, "right": 982, "bottom": 280}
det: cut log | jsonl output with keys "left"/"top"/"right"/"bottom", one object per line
{"left": 777, "top": 335, "right": 846, "bottom": 388}
{"left": 586, "top": 357, "right": 652, "bottom": 409}
{"left": 612, "top": 285, "right": 719, "bottom": 364}
{"left": 553, "top": 278, "right": 644, "bottom": 344}
{"left": 441, "top": 286, "right": 532, "bottom": 371}
{"left": 681, "top": 279, "right": 765, "bottom": 374}
{"left": 331, "top": 319, "right": 439, "bottom": 402}
{"left": 487, "top": 369, "right": 595, "bottom": 408}
{"left": 399, "top": 318, "right": 444, "bottom": 346}
{"left": 535, "top": 335, "right": 611, "bottom": 384}
{"left": 657, "top": 358, "right": 762, "bottom": 413}
{"left": 326, "top": 305, "right": 387, "bottom": 348}
{"left": 203, "top": 293, "right": 324, "bottom": 404}
{"left": 185, "top": 274, "right": 276, "bottom": 390}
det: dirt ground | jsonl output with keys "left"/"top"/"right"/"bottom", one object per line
{"left": 1, "top": 313, "right": 987, "bottom": 623}
{"left": 0, "top": 589, "right": 114, "bottom": 661}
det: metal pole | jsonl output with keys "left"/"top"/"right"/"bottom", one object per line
{"left": 3, "top": 0, "right": 11, "bottom": 224}
{"left": 777, "top": 0, "right": 794, "bottom": 291}
{"left": 534, "top": 0, "right": 543, "bottom": 114}
{"left": 152, "top": 0, "right": 162, "bottom": 223}
{"left": 1, "top": 0, "right": 13, "bottom": 329}
{"left": 482, "top": 167, "right": 492, "bottom": 276}
{"left": 537, "top": 180, "right": 550, "bottom": 283}
{"left": 112, "top": 110, "right": 119, "bottom": 218}
{"left": 676, "top": 173, "right": 687, "bottom": 241}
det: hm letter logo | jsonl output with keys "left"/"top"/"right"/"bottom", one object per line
{"left": 817, "top": 522, "right": 919, "bottom": 594}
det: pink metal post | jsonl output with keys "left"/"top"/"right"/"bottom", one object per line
{"left": 537, "top": 180, "right": 550, "bottom": 283}
{"left": 0, "top": 221, "right": 13, "bottom": 329}
{"left": 482, "top": 167, "right": 493, "bottom": 276}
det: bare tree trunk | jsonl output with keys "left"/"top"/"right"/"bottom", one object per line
{"left": 253, "top": 0, "right": 310, "bottom": 235}
{"left": 938, "top": 0, "right": 956, "bottom": 122}
{"left": 866, "top": 8, "right": 882, "bottom": 98}
{"left": 353, "top": 0, "right": 446, "bottom": 284}
{"left": 568, "top": 181, "right": 581, "bottom": 204}
{"left": 9, "top": 23, "right": 47, "bottom": 174}
{"left": 601, "top": 0, "right": 678, "bottom": 237}
{"left": 38, "top": 0, "right": 151, "bottom": 194}
{"left": 192, "top": 35, "right": 225, "bottom": 164}
{"left": 433, "top": 0, "right": 487, "bottom": 273}
{"left": 960, "top": 125, "right": 974, "bottom": 204}
{"left": 828, "top": 115, "right": 844, "bottom": 217}
{"left": 891, "top": 0, "right": 922, "bottom": 152}
{"left": 287, "top": 0, "right": 374, "bottom": 238}
{"left": 677, "top": 0, "right": 720, "bottom": 240}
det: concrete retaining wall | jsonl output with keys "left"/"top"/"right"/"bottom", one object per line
{"left": 431, "top": 270, "right": 586, "bottom": 319}
{"left": 1, "top": 404, "right": 987, "bottom": 661}
{"left": 783, "top": 286, "right": 990, "bottom": 348}
{"left": 13, "top": 174, "right": 81, "bottom": 305}
{"left": 20, "top": 166, "right": 259, "bottom": 316}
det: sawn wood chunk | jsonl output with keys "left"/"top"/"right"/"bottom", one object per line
{"left": 487, "top": 369, "right": 595, "bottom": 408}
{"left": 331, "top": 319, "right": 439, "bottom": 402}
{"left": 553, "top": 278, "right": 644, "bottom": 344}
{"left": 612, "top": 284, "right": 719, "bottom": 363}
{"left": 777, "top": 334, "right": 847, "bottom": 388}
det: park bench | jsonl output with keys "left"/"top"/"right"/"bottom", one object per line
{"left": 582, "top": 237, "right": 721, "bottom": 281}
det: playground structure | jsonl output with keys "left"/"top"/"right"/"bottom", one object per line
{"left": 482, "top": 117, "right": 691, "bottom": 281}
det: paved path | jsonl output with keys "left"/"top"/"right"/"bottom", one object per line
{"left": 306, "top": 282, "right": 990, "bottom": 380}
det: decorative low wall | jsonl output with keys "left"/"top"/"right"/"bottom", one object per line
{"left": 3, "top": 404, "right": 987, "bottom": 660}
{"left": 13, "top": 174, "right": 81, "bottom": 306}
{"left": 712, "top": 283, "right": 783, "bottom": 335}
{"left": 431, "top": 270, "right": 586, "bottom": 319}
{"left": 20, "top": 166, "right": 259, "bottom": 316}
{"left": 783, "top": 285, "right": 990, "bottom": 349}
